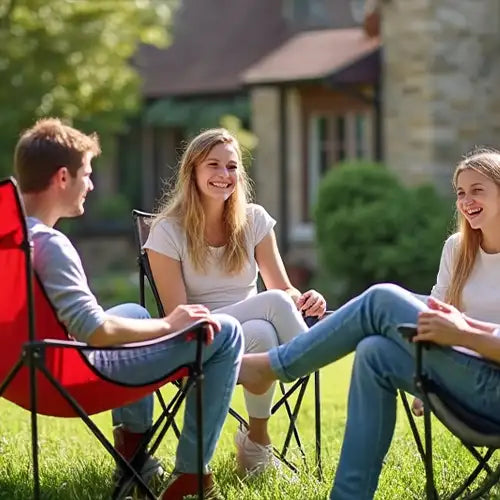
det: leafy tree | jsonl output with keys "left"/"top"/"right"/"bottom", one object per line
{"left": 0, "top": 0, "right": 177, "bottom": 175}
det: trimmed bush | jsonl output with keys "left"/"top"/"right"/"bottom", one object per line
{"left": 314, "top": 161, "right": 453, "bottom": 305}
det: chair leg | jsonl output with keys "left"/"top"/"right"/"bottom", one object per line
{"left": 196, "top": 370, "right": 204, "bottom": 500}
{"left": 27, "top": 352, "right": 41, "bottom": 500}
{"left": 279, "top": 379, "right": 308, "bottom": 463}
{"left": 117, "top": 381, "right": 194, "bottom": 499}
{"left": 155, "top": 389, "right": 181, "bottom": 439}
{"left": 0, "top": 358, "right": 23, "bottom": 398}
{"left": 314, "top": 370, "right": 322, "bottom": 480}
{"left": 448, "top": 448, "right": 495, "bottom": 500}
{"left": 400, "top": 391, "right": 427, "bottom": 462}
{"left": 462, "top": 459, "right": 500, "bottom": 500}
{"left": 423, "top": 406, "right": 438, "bottom": 500}
{"left": 38, "top": 364, "right": 155, "bottom": 500}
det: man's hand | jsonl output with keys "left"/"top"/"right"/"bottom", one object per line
{"left": 165, "top": 305, "right": 221, "bottom": 344}
{"left": 414, "top": 296, "right": 468, "bottom": 346}
{"left": 296, "top": 289, "right": 327, "bottom": 318}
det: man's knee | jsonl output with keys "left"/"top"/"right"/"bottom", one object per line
{"left": 212, "top": 313, "right": 244, "bottom": 350}
{"left": 106, "top": 303, "right": 150, "bottom": 319}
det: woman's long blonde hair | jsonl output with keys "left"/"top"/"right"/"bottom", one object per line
{"left": 153, "top": 128, "right": 252, "bottom": 273}
{"left": 446, "top": 148, "right": 500, "bottom": 308}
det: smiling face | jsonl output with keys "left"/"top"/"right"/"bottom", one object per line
{"left": 455, "top": 168, "right": 500, "bottom": 232}
{"left": 195, "top": 142, "right": 239, "bottom": 203}
{"left": 62, "top": 151, "right": 94, "bottom": 217}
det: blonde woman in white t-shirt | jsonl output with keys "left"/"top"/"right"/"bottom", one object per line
{"left": 412, "top": 147, "right": 500, "bottom": 416}
{"left": 144, "top": 128, "right": 327, "bottom": 474}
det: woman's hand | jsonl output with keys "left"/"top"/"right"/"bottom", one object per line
{"left": 414, "top": 296, "right": 469, "bottom": 346}
{"left": 296, "top": 289, "right": 327, "bottom": 318}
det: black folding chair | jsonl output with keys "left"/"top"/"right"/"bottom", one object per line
{"left": 0, "top": 177, "right": 209, "bottom": 500}
{"left": 398, "top": 324, "right": 500, "bottom": 499}
{"left": 132, "top": 209, "right": 323, "bottom": 476}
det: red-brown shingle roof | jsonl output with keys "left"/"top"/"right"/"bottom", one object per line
{"left": 243, "top": 28, "right": 381, "bottom": 85}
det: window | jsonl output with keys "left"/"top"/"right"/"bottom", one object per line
{"left": 350, "top": 0, "right": 366, "bottom": 24}
{"left": 306, "top": 112, "right": 372, "bottom": 218}
{"left": 283, "top": 0, "right": 331, "bottom": 28}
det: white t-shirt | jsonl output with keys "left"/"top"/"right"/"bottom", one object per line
{"left": 144, "top": 204, "right": 276, "bottom": 310}
{"left": 431, "top": 233, "right": 500, "bottom": 323}
{"left": 431, "top": 232, "right": 500, "bottom": 357}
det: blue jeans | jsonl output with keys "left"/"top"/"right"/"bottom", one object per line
{"left": 269, "top": 284, "right": 500, "bottom": 500}
{"left": 89, "top": 303, "right": 243, "bottom": 474}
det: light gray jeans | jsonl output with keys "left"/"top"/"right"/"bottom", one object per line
{"left": 215, "top": 290, "right": 309, "bottom": 418}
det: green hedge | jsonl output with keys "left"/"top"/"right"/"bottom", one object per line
{"left": 314, "top": 161, "right": 453, "bottom": 306}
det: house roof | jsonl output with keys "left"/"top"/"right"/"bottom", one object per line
{"left": 135, "top": 1, "right": 292, "bottom": 98}
{"left": 243, "top": 28, "right": 381, "bottom": 85}
{"left": 135, "top": 0, "right": 360, "bottom": 98}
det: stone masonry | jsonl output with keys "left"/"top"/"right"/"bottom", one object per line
{"left": 382, "top": 0, "right": 500, "bottom": 192}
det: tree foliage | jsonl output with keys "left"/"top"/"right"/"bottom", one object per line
{"left": 0, "top": 0, "right": 177, "bottom": 175}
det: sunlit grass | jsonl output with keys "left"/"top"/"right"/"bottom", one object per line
{"left": 1, "top": 355, "right": 499, "bottom": 499}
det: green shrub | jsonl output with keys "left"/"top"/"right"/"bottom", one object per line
{"left": 91, "top": 272, "right": 157, "bottom": 312}
{"left": 314, "top": 161, "right": 453, "bottom": 306}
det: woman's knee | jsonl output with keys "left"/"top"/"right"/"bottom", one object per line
{"left": 242, "top": 319, "right": 279, "bottom": 353}
{"left": 355, "top": 336, "right": 406, "bottom": 375}
{"left": 260, "top": 289, "right": 297, "bottom": 314}
{"left": 365, "top": 283, "right": 411, "bottom": 307}
{"left": 356, "top": 336, "right": 388, "bottom": 361}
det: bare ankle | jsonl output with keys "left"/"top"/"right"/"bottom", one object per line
{"left": 248, "top": 418, "right": 271, "bottom": 446}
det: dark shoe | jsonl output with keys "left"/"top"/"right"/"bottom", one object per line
{"left": 113, "top": 425, "right": 164, "bottom": 496}
{"left": 160, "top": 472, "right": 223, "bottom": 500}
{"left": 113, "top": 425, "right": 151, "bottom": 462}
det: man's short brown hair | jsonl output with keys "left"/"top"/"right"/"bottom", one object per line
{"left": 14, "top": 118, "right": 101, "bottom": 193}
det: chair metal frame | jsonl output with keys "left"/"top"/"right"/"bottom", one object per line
{"left": 399, "top": 326, "right": 500, "bottom": 499}
{"left": 0, "top": 177, "right": 208, "bottom": 500}
{"left": 132, "top": 209, "right": 323, "bottom": 477}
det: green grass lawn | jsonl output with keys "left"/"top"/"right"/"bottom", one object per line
{"left": 1, "top": 355, "right": 499, "bottom": 499}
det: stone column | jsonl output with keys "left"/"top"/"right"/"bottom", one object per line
{"left": 249, "top": 86, "right": 282, "bottom": 235}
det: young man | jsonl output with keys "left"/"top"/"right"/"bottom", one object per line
{"left": 13, "top": 118, "right": 243, "bottom": 500}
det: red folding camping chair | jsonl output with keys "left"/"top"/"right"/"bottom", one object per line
{"left": 0, "top": 177, "right": 210, "bottom": 499}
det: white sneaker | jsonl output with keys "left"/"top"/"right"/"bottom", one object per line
{"left": 234, "top": 426, "right": 281, "bottom": 475}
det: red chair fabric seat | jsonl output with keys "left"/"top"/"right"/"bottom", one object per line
{"left": 0, "top": 177, "right": 186, "bottom": 416}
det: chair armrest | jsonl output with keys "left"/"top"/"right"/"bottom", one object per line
{"left": 397, "top": 322, "right": 500, "bottom": 382}
{"left": 304, "top": 310, "right": 334, "bottom": 327}
{"left": 30, "top": 319, "right": 211, "bottom": 352}
{"left": 397, "top": 323, "right": 418, "bottom": 341}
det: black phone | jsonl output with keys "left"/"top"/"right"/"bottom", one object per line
{"left": 397, "top": 323, "right": 418, "bottom": 340}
